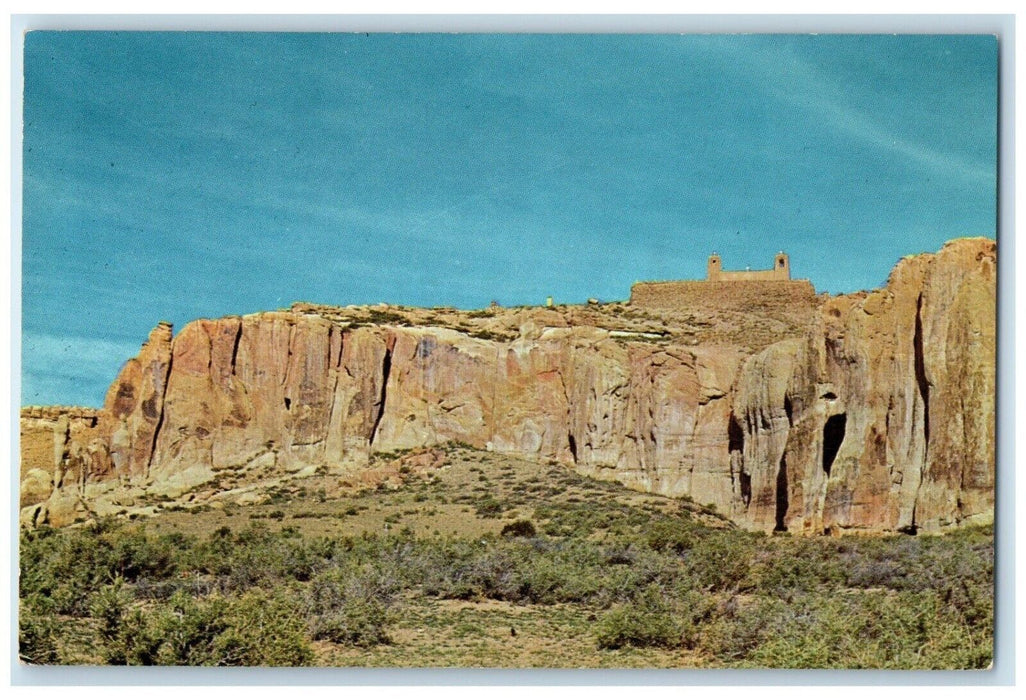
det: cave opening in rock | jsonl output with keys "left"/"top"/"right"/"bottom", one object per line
{"left": 822, "top": 413, "right": 846, "bottom": 475}
{"left": 784, "top": 395, "right": 793, "bottom": 426}
{"left": 728, "top": 413, "right": 744, "bottom": 454}
{"left": 774, "top": 453, "right": 789, "bottom": 532}
{"left": 283, "top": 397, "right": 291, "bottom": 411}
{"left": 567, "top": 432, "right": 578, "bottom": 463}
{"left": 740, "top": 472, "right": 752, "bottom": 507}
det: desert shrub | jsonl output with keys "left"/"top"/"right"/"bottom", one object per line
{"left": 645, "top": 517, "right": 695, "bottom": 553}
{"left": 417, "top": 541, "right": 501, "bottom": 600}
{"left": 106, "top": 529, "right": 179, "bottom": 581}
{"left": 305, "top": 565, "right": 399, "bottom": 646}
{"left": 693, "top": 588, "right": 992, "bottom": 669}
{"left": 92, "top": 588, "right": 313, "bottom": 666}
{"left": 745, "top": 538, "right": 846, "bottom": 593}
{"left": 17, "top": 487, "right": 993, "bottom": 669}
{"left": 19, "top": 524, "right": 183, "bottom": 616}
{"left": 696, "top": 594, "right": 786, "bottom": 662}
{"left": 685, "top": 531, "right": 756, "bottom": 592}
{"left": 500, "top": 520, "right": 536, "bottom": 538}
{"left": 435, "top": 545, "right": 520, "bottom": 600}
{"left": 90, "top": 578, "right": 132, "bottom": 645}
{"left": 534, "top": 502, "right": 607, "bottom": 537}
{"left": 514, "top": 552, "right": 600, "bottom": 604}
{"left": 18, "top": 601, "right": 61, "bottom": 664}
{"left": 603, "top": 543, "right": 636, "bottom": 566}
{"left": 364, "top": 309, "right": 408, "bottom": 325}
{"left": 152, "top": 590, "right": 311, "bottom": 666}
{"left": 197, "top": 591, "right": 313, "bottom": 666}
{"left": 844, "top": 555, "right": 905, "bottom": 589}
{"left": 535, "top": 499, "right": 654, "bottom": 538}
{"left": 591, "top": 546, "right": 690, "bottom": 608}
{"left": 474, "top": 497, "right": 505, "bottom": 518}
{"left": 595, "top": 584, "right": 684, "bottom": 650}
{"left": 185, "top": 525, "right": 319, "bottom": 592}
{"left": 90, "top": 578, "right": 163, "bottom": 665}
{"left": 412, "top": 536, "right": 691, "bottom": 607}
{"left": 839, "top": 535, "right": 921, "bottom": 590}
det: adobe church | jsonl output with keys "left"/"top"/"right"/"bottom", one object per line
{"left": 629, "top": 251, "right": 815, "bottom": 311}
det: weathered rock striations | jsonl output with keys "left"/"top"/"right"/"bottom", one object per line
{"left": 20, "top": 238, "right": 996, "bottom": 533}
{"left": 19, "top": 406, "right": 99, "bottom": 508}
{"left": 98, "top": 322, "right": 174, "bottom": 481}
{"left": 725, "top": 238, "right": 996, "bottom": 533}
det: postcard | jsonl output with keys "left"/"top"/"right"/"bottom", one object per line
{"left": 18, "top": 30, "right": 997, "bottom": 670}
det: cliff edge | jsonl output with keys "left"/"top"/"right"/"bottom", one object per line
{"left": 21, "top": 238, "right": 996, "bottom": 533}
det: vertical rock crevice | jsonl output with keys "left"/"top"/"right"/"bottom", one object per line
{"left": 899, "top": 508, "right": 919, "bottom": 536}
{"left": 281, "top": 321, "right": 297, "bottom": 388}
{"left": 913, "top": 293, "right": 930, "bottom": 457}
{"left": 904, "top": 293, "right": 930, "bottom": 535}
{"left": 728, "top": 412, "right": 748, "bottom": 507}
{"left": 229, "top": 322, "right": 242, "bottom": 376}
{"left": 369, "top": 341, "right": 394, "bottom": 445}
{"left": 774, "top": 453, "right": 789, "bottom": 532}
{"left": 740, "top": 472, "right": 752, "bottom": 508}
{"left": 144, "top": 335, "right": 174, "bottom": 476}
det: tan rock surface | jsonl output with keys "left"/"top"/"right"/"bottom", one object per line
{"left": 20, "top": 238, "right": 995, "bottom": 533}
{"left": 97, "top": 322, "right": 173, "bottom": 480}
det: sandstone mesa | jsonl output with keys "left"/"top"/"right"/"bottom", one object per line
{"left": 20, "top": 238, "right": 996, "bottom": 534}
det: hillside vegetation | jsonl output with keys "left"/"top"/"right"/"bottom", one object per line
{"left": 20, "top": 447, "right": 993, "bottom": 668}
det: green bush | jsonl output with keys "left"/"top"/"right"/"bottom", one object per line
{"left": 92, "top": 588, "right": 313, "bottom": 666}
{"left": 19, "top": 524, "right": 183, "bottom": 616}
{"left": 697, "top": 595, "right": 788, "bottom": 663}
{"left": 645, "top": 518, "right": 695, "bottom": 553}
{"left": 18, "top": 601, "right": 61, "bottom": 664}
{"left": 745, "top": 537, "right": 846, "bottom": 593}
{"left": 90, "top": 578, "right": 133, "bottom": 659}
{"left": 500, "top": 520, "right": 536, "bottom": 538}
{"left": 306, "top": 565, "right": 398, "bottom": 647}
{"left": 595, "top": 584, "right": 684, "bottom": 650}
{"left": 474, "top": 497, "right": 505, "bottom": 518}
{"left": 686, "top": 531, "right": 756, "bottom": 592}
{"left": 694, "top": 589, "right": 992, "bottom": 669}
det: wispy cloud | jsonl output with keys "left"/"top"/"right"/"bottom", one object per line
{"left": 21, "top": 331, "right": 143, "bottom": 406}
{"left": 723, "top": 40, "right": 994, "bottom": 185}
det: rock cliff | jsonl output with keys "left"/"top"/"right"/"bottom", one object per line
{"left": 20, "top": 238, "right": 996, "bottom": 533}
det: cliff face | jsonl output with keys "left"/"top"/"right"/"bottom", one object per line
{"left": 727, "top": 238, "right": 996, "bottom": 533}
{"left": 20, "top": 238, "right": 996, "bottom": 533}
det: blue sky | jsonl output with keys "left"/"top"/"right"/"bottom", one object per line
{"left": 22, "top": 32, "right": 997, "bottom": 407}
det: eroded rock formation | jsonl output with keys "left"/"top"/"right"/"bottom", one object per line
{"left": 20, "top": 238, "right": 996, "bottom": 533}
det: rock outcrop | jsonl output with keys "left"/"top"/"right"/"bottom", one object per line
{"left": 20, "top": 238, "right": 996, "bottom": 533}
